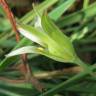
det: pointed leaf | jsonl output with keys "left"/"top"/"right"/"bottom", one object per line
{"left": 41, "top": 14, "right": 77, "bottom": 63}
{"left": 49, "top": 0, "right": 75, "bottom": 21}
{"left": 6, "top": 46, "right": 42, "bottom": 57}
{"left": 18, "top": 24, "right": 47, "bottom": 47}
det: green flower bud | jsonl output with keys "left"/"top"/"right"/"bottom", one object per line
{"left": 40, "top": 14, "right": 77, "bottom": 63}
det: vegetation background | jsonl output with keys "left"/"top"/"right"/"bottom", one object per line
{"left": 0, "top": 0, "right": 96, "bottom": 96}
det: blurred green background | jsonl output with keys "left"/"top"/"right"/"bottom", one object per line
{"left": 0, "top": 0, "right": 96, "bottom": 96}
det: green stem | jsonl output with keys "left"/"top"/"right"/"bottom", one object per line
{"left": 83, "top": 0, "right": 89, "bottom": 9}
{"left": 75, "top": 58, "right": 93, "bottom": 75}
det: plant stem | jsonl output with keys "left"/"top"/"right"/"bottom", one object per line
{"left": 0, "top": 0, "right": 30, "bottom": 80}
{"left": 0, "top": 0, "right": 45, "bottom": 92}
{"left": 75, "top": 57, "right": 93, "bottom": 75}
{"left": 83, "top": 0, "right": 89, "bottom": 9}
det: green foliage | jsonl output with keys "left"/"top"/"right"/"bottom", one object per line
{"left": 0, "top": 0, "right": 96, "bottom": 96}
{"left": 7, "top": 11, "right": 92, "bottom": 74}
{"left": 49, "top": 0, "right": 76, "bottom": 21}
{"left": 10, "top": 14, "right": 77, "bottom": 63}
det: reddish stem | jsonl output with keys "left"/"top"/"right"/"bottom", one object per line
{"left": 0, "top": 0, "right": 45, "bottom": 92}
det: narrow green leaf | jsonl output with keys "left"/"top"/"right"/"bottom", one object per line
{"left": 6, "top": 46, "right": 41, "bottom": 57}
{"left": 0, "top": 88, "right": 22, "bottom": 96}
{"left": 0, "top": 38, "right": 32, "bottom": 71}
{"left": 20, "top": 0, "right": 58, "bottom": 24}
{"left": 58, "top": 2, "right": 96, "bottom": 27}
{"left": 83, "top": 0, "right": 89, "bottom": 9}
{"left": 49, "top": 0, "right": 75, "bottom": 21}
{"left": 39, "top": 66, "right": 95, "bottom": 96}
